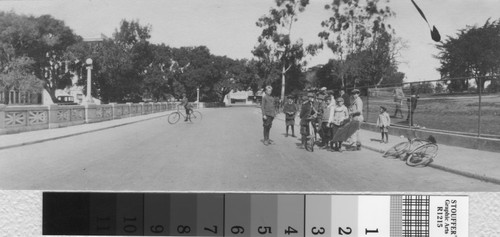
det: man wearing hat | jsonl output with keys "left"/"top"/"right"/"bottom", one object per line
{"left": 283, "top": 95, "right": 297, "bottom": 137}
{"left": 261, "top": 85, "right": 276, "bottom": 145}
{"left": 299, "top": 93, "right": 316, "bottom": 148}
{"left": 319, "top": 87, "right": 327, "bottom": 97}
{"left": 312, "top": 94, "right": 323, "bottom": 140}
{"left": 319, "top": 95, "right": 333, "bottom": 148}
{"left": 347, "top": 89, "right": 364, "bottom": 150}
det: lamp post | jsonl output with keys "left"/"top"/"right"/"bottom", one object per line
{"left": 85, "top": 58, "right": 94, "bottom": 103}
{"left": 197, "top": 87, "right": 200, "bottom": 103}
{"left": 196, "top": 87, "right": 200, "bottom": 109}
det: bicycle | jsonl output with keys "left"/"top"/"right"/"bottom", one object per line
{"left": 382, "top": 135, "right": 438, "bottom": 167}
{"left": 167, "top": 105, "right": 203, "bottom": 124}
{"left": 305, "top": 119, "right": 318, "bottom": 152}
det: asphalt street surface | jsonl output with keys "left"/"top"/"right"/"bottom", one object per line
{"left": 1, "top": 107, "right": 499, "bottom": 192}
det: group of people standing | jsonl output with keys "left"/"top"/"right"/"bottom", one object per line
{"left": 261, "top": 85, "right": 364, "bottom": 152}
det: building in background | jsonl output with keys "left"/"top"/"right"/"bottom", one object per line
{"left": 224, "top": 89, "right": 263, "bottom": 105}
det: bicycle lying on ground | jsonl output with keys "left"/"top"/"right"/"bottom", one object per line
{"left": 168, "top": 106, "right": 202, "bottom": 124}
{"left": 382, "top": 135, "right": 438, "bottom": 167}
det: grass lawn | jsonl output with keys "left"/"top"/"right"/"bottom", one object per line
{"left": 362, "top": 93, "right": 500, "bottom": 138}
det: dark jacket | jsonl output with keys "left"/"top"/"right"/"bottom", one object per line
{"left": 407, "top": 96, "right": 418, "bottom": 110}
{"left": 261, "top": 94, "right": 276, "bottom": 117}
{"left": 341, "top": 93, "right": 351, "bottom": 107}
{"left": 283, "top": 102, "right": 297, "bottom": 119}
{"left": 299, "top": 101, "right": 315, "bottom": 125}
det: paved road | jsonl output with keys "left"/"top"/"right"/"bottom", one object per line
{"left": 1, "top": 107, "right": 499, "bottom": 192}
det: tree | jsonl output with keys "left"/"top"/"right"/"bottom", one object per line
{"left": 358, "top": 31, "right": 405, "bottom": 86}
{"left": 411, "top": 81, "right": 434, "bottom": 94}
{"left": 250, "top": 42, "right": 281, "bottom": 91}
{"left": 65, "top": 19, "right": 154, "bottom": 103}
{"left": 254, "top": 0, "right": 313, "bottom": 102}
{"left": 435, "top": 82, "right": 446, "bottom": 93}
{"left": 211, "top": 56, "right": 242, "bottom": 102}
{"left": 242, "top": 59, "right": 268, "bottom": 95}
{"left": 319, "top": 0, "right": 394, "bottom": 89}
{"left": 0, "top": 12, "right": 81, "bottom": 102}
{"left": 436, "top": 18, "right": 500, "bottom": 93}
{"left": 343, "top": 33, "right": 405, "bottom": 88}
{"left": 0, "top": 56, "right": 44, "bottom": 104}
{"left": 315, "top": 59, "right": 342, "bottom": 89}
{"left": 142, "top": 44, "right": 173, "bottom": 101}
{"left": 170, "top": 46, "right": 211, "bottom": 101}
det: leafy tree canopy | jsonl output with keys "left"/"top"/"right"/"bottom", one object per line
{"left": 436, "top": 18, "right": 500, "bottom": 92}
{"left": 319, "top": 0, "right": 395, "bottom": 89}
{"left": 0, "top": 11, "right": 80, "bottom": 102}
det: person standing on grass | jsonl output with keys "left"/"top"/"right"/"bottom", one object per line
{"left": 377, "top": 106, "right": 391, "bottom": 143}
{"left": 261, "top": 86, "right": 276, "bottom": 145}
{"left": 393, "top": 88, "right": 404, "bottom": 118}
{"left": 347, "top": 89, "right": 364, "bottom": 151}
{"left": 406, "top": 94, "right": 419, "bottom": 126}
{"left": 283, "top": 96, "right": 297, "bottom": 137}
{"left": 329, "top": 97, "right": 349, "bottom": 152}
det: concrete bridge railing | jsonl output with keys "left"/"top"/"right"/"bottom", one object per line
{"left": 0, "top": 102, "right": 188, "bottom": 135}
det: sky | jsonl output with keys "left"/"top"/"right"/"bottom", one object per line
{"left": 1, "top": 0, "right": 499, "bottom": 83}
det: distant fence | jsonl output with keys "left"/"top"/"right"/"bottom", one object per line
{"left": 0, "top": 90, "right": 42, "bottom": 105}
{"left": 0, "top": 101, "right": 223, "bottom": 135}
{"left": 346, "top": 75, "right": 500, "bottom": 138}
{"left": 198, "top": 102, "right": 226, "bottom": 108}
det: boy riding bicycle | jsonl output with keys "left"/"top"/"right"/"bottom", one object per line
{"left": 180, "top": 93, "right": 193, "bottom": 121}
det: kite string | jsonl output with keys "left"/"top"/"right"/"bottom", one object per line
{"left": 411, "top": 0, "right": 431, "bottom": 28}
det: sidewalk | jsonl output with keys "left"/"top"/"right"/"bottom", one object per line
{"left": 273, "top": 112, "right": 500, "bottom": 185}
{"left": 358, "top": 129, "right": 500, "bottom": 185}
{"left": 0, "top": 111, "right": 171, "bottom": 150}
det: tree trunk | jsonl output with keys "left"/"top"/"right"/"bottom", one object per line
{"left": 280, "top": 65, "right": 286, "bottom": 104}
{"left": 2, "top": 88, "right": 9, "bottom": 105}
{"left": 44, "top": 84, "right": 58, "bottom": 103}
{"left": 476, "top": 77, "right": 487, "bottom": 93}
{"left": 220, "top": 89, "right": 230, "bottom": 103}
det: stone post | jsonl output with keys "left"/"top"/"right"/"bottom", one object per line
{"left": 111, "top": 103, "right": 119, "bottom": 119}
{"left": 139, "top": 102, "right": 145, "bottom": 115}
{"left": 85, "top": 103, "right": 98, "bottom": 123}
{"left": 48, "top": 104, "right": 60, "bottom": 129}
{"left": 0, "top": 104, "right": 6, "bottom": 130}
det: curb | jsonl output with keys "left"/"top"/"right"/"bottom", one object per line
{"left": 273, "top": 112, "right": 500, "bottom": 185}
{"left": 0, "top": 113, "right": 170, "bottom": 151}
{"left": 360, "top": 144, "right": 500, "bottom": 185}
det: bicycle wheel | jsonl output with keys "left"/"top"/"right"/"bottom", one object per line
{"left": 382, "top": 141, "right": 410, "bottom": 159}
{"left": 406, "top": 143, "right": 438, "bottom": 167}
{"left": 168, "top": 112, "right": 181, "bottom": 124}
{"left": 409, "top": 138, "right": 427, "bottom": 150}
{"left": 189, "top": 111, "right": 203, "bottom": 123}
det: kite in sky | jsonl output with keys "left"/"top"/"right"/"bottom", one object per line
{"left": 411, "top": 0, "right": 441, "bottom": 42}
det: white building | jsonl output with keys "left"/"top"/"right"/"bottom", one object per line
{"left": 224, "top": 89, "right": 263, "bottom": 105}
